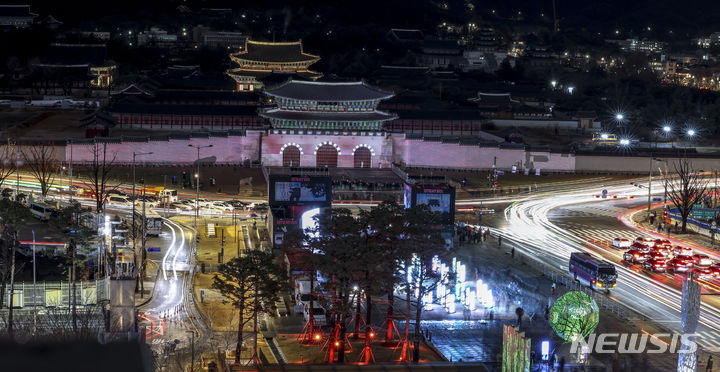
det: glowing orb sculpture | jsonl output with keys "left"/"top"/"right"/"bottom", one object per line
{"left": 549, "top": 291, "right": 599, "bottom": 342}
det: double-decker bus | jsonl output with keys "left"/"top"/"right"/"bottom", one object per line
{"left": 133, "top": 206, "right": 163, "bottom": 236}
{"left": 569, "top": 252, "right": 617, "bottom": 292}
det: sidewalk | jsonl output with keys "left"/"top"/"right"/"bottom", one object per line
{"left": 453, "top": 235, "right": 681, "bottom": 371}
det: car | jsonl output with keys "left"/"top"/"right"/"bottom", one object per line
{"left": 652, "top": 245, "right": 672, "bottom": 259}
{"left": 623, "top": 249, "right": 651, "bottom": 264}
{"left": 673, "top": 246, "right": 693, "bottom": 257}
{"left": 654, "top": 239, "right": 671, "bottom": 248}
{"left": 107, "top": 195, "right": 132, "bottom": 207}
{"left": 695, "top": 266, "right": 715, "bottom": 280}
{"left": 612, "top": 238, "right": 631, "bottom": 250}
{"left": 227, "top": 200, "right": 247, "bottom": 209}
{"left": 179, "top": 199, "right": 197, "bottom": 208}
{"left": 210, "top": 201, "right": 234, "bottom": 211}
{"left": 196, "top": 198, "right": 213, "bottom": 207}
{"left": 642, "top": 258, "right": 668, "bottom": 273}
{"left": 709, "top": 263, "right": 720, "bottom": 278}
{"left": 637, "top": 237, "right": 656, "bottom": 248}
{"left": 169, "top": 202, "right": 193, "bottom": 211}
{"left": 667, "top": 256, "right": 694, "bottom": 273}
{"left": 107, "top": 190, "right": 128, "bottom": 197}
{"left": 630, "top": 242, "right": 651, "bottom": 254}
{"left": 691, "top": 254, "right": 713, "bottom": 268}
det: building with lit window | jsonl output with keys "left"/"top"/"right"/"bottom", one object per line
{"left": 31, "top": 43, "right": 117, "bottom": 95}
{"left": 226, "top": 40, "right": 322, "bottom": 92}
{"left": 0, "top": 5, "right": 37, "bottom": 28}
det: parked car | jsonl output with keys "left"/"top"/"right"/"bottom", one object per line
{"left": 107, "top": 195, "right": 132, "bottom": 207}
{"left": 170, "top": 202, "right": 193, "bottom": 211}
{"left": 210, "top": 201, "right": 234, "bottom": 211}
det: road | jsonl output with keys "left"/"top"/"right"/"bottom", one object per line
{"left": 490, "top": 180, "right": 720, "bottom": 353}
{"left": 137, "top": 217, "right": 199, "bottom": 350}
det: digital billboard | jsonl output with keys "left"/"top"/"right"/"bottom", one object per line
{"left": 403, "top": 183, "right": 456, "bottom": 226}
{"left": 269, "top": 176, "right": 332, "bottom": 206}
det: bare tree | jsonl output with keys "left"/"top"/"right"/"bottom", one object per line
{"left": 81, "top": 142, "right": 118, "bottom": 211}
{"left": 668, "top": 159, "right": 709, "bottom": 233}
{"left": 22, "top": 145, "right": 58, "bottom": 197}
{"left": 0, "top": 143, "right": 16, "bottom": 189}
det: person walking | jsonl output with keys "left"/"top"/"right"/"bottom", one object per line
{"left": 707, "top": 355, "right": 714, "bottom": 372}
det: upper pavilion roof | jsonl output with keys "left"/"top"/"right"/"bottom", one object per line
{"left": 260, "top": 108, "right": 397, "bottom": 122}
{"left": 265, "top": 80, "right": 394, "bottom": 102}
{"left": 231, "top": 40, "right": 320, "bottom": 64}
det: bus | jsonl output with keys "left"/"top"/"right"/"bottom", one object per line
{"left": 569, "top": 252, "right": 617, "bottom": 292}
{"left": 133, "top": 206, "right": 164, "bottom": 236}
{"left": 29, "top": 201, "right": 58, "bottom": 221}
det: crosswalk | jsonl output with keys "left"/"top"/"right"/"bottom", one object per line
{"left": 549, "top": 205, "right": 627, "bottom": 219}
{"left": 697, "top": 331, "right": 720, "bottom": 352}
{"left": 563, "top": 227, "right": 639, "bottom": 243}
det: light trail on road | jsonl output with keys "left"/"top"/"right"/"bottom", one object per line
{"left": 491, "top": 181, "right": 720, "bottom": 352}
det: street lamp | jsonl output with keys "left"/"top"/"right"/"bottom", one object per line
{"left": 687, "top": 129, "right": 696, "bottom": 137}
{"left": 131, "top": 151, "right": 152, "bottom": 293}
{"left": 567, "top": 86, "right": 574, "bottom": 94}
{"left": 551, "top": 80, "right": 557, "bottom": 88}
{"left": 648, "top": 158, "right": 667, "bottom": 217}
{"left": 615, "top": 113, "right": 624, "bottom": 121}
{"left": 188, "top": 144, "right": 213, "bottom": 228}
{"left": 663, "top": 125, "right": 671, "bottom": 133}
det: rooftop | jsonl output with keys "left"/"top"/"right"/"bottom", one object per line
{"left": 44, "top": 43, "right": 107, "bottom": 66}
{"left": 389, "top": 28, "right": 425, "bottom": 42}
{"left": 0, "top": 4, "right": 36, "bottom": 17}
{"left": 261, "top": 108, "right": 397, "bottom": 122}
{"left": 265, "top": 80, "right": 394, "bottom": 102}
{"left": 231, "top": 40, "right": 320, "bottom": 64}
{"left": 109, "top": 103, "right": 258, "bottom": 117}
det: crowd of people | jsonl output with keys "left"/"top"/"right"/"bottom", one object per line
{"left": 455, "top": 223, "right": 489, "bottom": 244}
{"left": 331, "top": 179, "right": 402, "bottom": 191}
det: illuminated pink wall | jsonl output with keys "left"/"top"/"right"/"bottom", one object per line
{"left": 67, "top": 131, "right": 262, "bottom": 164}
{"left": 401, "top": 138, "right": 527, "bottom": 169}
{"left": 64, "top": 131, "right": 576, "bottom": 171}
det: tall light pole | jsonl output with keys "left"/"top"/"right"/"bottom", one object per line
{"left": 648, "top": 157, "right": 667, "bottom": 217}
{"left": 132, "top": 151, "right": 153, "bottom": 292}
{"left": 188, "top": 144, "right": 213, "bottom": 228}
{"left": 68, "top": 139, "right": 74, "bottom": 201}
{"left": 14, "top": 153, "right": 22, "bottom": 200}
{"left": 32, "top": 229, "right": 36, "bottom": 339}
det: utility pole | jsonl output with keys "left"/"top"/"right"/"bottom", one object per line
{"left": 141, "top": 184, "right": 147, "bottom": 298}
{"left": 68, "top": 139, "right": 73, "bottom": 201}
{"left": 32, "top": 230, "right": 37, "bottom": 339}
{"left": 188, "top": 144, "right": 213, "bottom": 228}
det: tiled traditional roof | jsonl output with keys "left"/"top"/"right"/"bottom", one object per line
{"left": 231, "top": 40, "right": 319, "bottom": 63}
{"left": 0, "top": 5, "right": 36, "bottom": 17}
{"left": 43, "top": 43, "right": 107, "bottom": 66}
{"left": 264, "top": 80, "right": 393, "bottom": 102}
{"left": 109, "top": 103, "right": 257, "bottom": 116}
{"left": 261, "top": 109, "right": 396, "bottom": 122}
